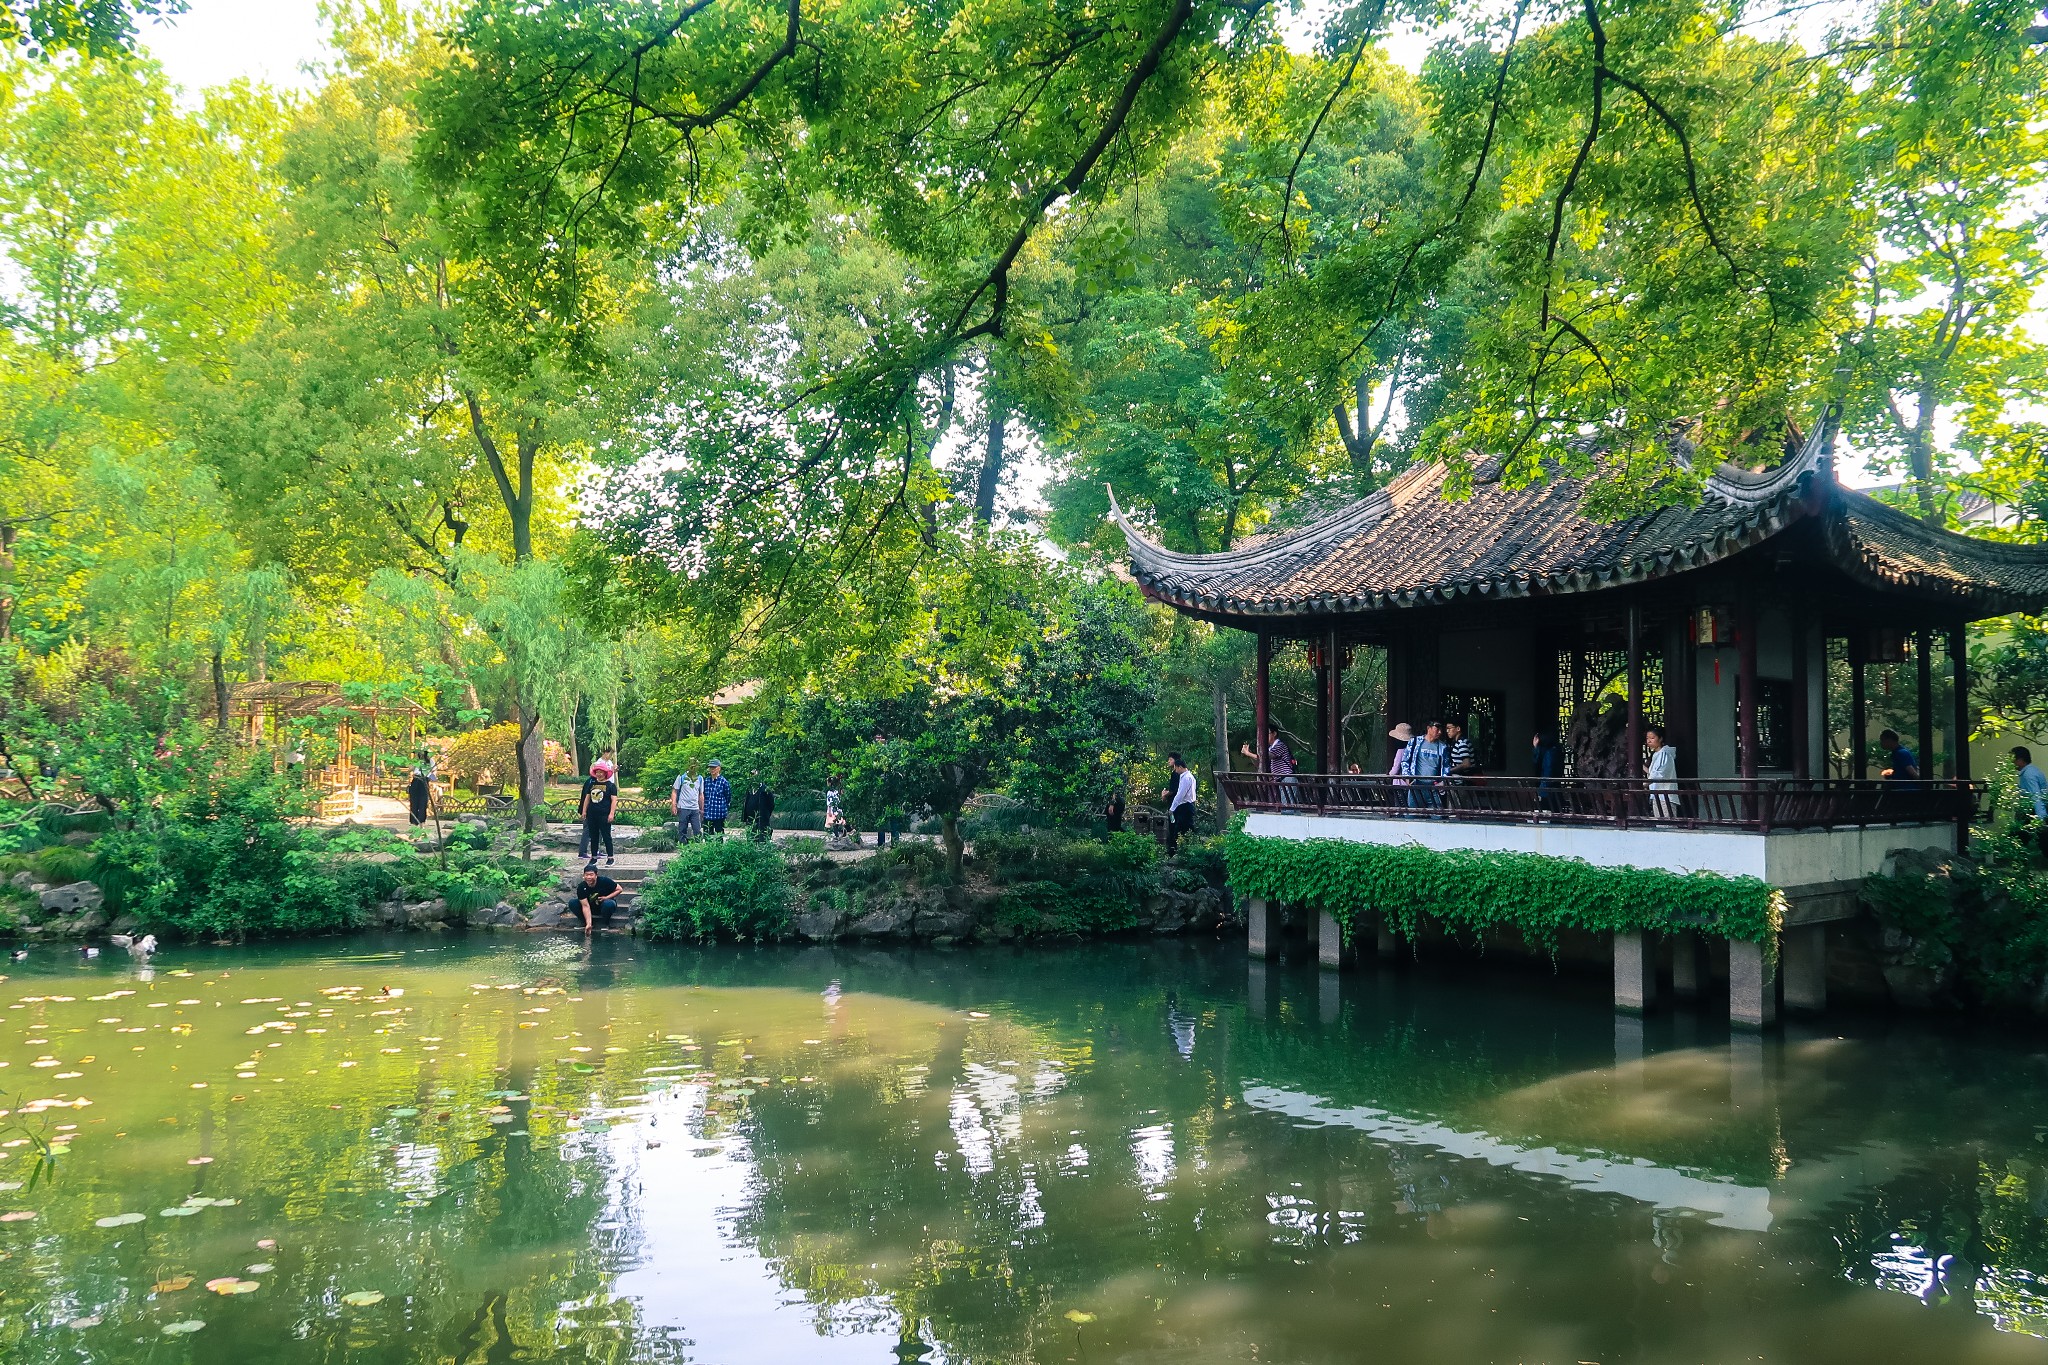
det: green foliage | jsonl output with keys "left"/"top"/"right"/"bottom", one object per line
{"left": 638, "top": 836, "right": 793, "bottom": 942}
{"left": 973, "top": 830, "right": 1164, "bottom": 938}
{"left": 1223, "top": 831, "right": 1784, "bottom": 951}
{"left": 1861, "top": 835, "right": 2048, "bottom": 1005}
{"left": 635, "top": 728, "right": 789, "bottom": 800}
{"left": 0, "top": 1, "right": 181, "bottom": 59}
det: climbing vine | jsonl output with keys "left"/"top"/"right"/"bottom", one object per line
{"left": 1224, "top": 832, "right": 1783, "bottom": 949}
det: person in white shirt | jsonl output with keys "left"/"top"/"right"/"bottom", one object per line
{"left": 1645, "top": 727, "right": 1679, "bottom": 819}
{"left": 672, "top": 763, "right": 704, "bottom": 841}
{"left": 1162, "top": 752, "right": 1197, "bottom": 854}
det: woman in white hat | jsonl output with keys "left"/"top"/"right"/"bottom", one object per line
{"left": 1387, "top": 722, "right": 1415, "bottom": 808}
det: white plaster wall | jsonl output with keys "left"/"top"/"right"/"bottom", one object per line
{"left": 1244, "top": 811, "right": 1956, "bottom": 885}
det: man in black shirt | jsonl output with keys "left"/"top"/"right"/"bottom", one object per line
{"left": 742, "top": 777, "right": 775, "bottom": 841}
{"left": 575, "top": 865, "right": 619, "bottom": 933}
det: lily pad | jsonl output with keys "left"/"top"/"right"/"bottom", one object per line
{"left": 340, "top": 1290, "right": 384, "bottom": 1307}
{"left": 159, "top": 1206, "right": 201, "bottom": 1217}
{"left": 153, "top": 1276, "right": 194, "bottom": 1292}
{"left": 246, "top": 1262, "right": 274, "bottom": 1274}
{"left": 161, "top": 1320, "right": 205, "bottom": 1335}
{"left": 95, "top": 1212, "right": 146, "bottom": 1227}
{"left": 67, "top": 1315, "right": 101, "bottom": 1329}
{"left": 0, "top": 1210, "right": 36, "bottom": 1221}
{"left": 1064, "top": 1309, "right": 1097, "bottom": 1324}
{"left": 387, "top": 1108, "right": 419, "bottom": 1118}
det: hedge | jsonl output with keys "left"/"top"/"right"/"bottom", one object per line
{"left": 1223, "top": 831, "right": 1784, "bottom": 950}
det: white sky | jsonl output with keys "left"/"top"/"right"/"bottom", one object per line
{"left": 142, "top": 0, "right": 333, "bottom": 94}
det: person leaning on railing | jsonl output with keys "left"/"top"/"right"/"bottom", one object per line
{"left": 1645, "top": 726, "right": 1679, "bottom": 819}
{"left": 1241, "top": 724, "right": 1298, "bottom": 806}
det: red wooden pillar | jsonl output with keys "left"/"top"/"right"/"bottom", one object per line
{"left": 1950, "top": 624, "right": 1971, "bottom": 783}
{"left": 1916, "top": 627, "right": 1935, "bottom": 778}
{"left": 1737, "top": 600, "right": 1759, "bottom": 780}
{"left": 1325, "top": 626, "right": 1344, "bottom": 774}
{"left": 1254, "top": 631, "right": 1271, "bottom": 776}
{"left": 1790, "top": 607, "right": 1810, "bottom": 780}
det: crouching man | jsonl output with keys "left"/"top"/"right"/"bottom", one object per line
{"left": 576, "top": 865, "right": 620, "bottom": 933}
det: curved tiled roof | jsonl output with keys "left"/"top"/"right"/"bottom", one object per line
{"left": 1114, "top": 425, "right": 2048, "bottom": 621}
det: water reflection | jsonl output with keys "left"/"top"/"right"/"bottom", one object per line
{"left": 0, "top": 938, "right": 2045, "bottom": 1363}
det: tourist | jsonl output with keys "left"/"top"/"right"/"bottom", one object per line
{"left": 825, "top": 775, "right": 850, "bottom": 841}
{"left": 406, "top": 767, "right": 431, "bottom": 827}
{"left": 1878, "top": 729, "right": 1921, "bottom": 785}
{"left": 1388, "top": 722, "right": 1414, "bottom": 806}
{"left": 702, "top": 759, "right": 733, "bottom": 834}
{"left": 1408, "top": 721, "right": 1451, "bottom": 808}
{"left": 1104, "top": 784, "right": 1126, "bottom": 834}
{"left": 1532, "top": 730, "right": 1561, "bottom": 808}
{"left": 742, "top": 775, "right": 776, "bottom": 841}
{"left": 1163, "top": 752, "right": 1196, "bottom": 854}
{"left": 1646, "top": 726, "right": 1679, "bottom": 818}
{"left": 1241, "top": 722, "right": 1297, "bottom": 805}
{"left": 672, "top": 761, "right": 703, "bottom": 841}
{"left": 1446, "top": 720, "right": 1475, "bottom": 779}
{"left": 2014, "top": 746, "right": 2047, "bottom": 821}
{"left": 575, "top": 865, "right": 620, "bottom": 934}
{"left": 579, "top": 760, "right": 618, "bottom": 865}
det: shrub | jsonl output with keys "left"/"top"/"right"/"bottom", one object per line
{"left": 441, "top": 824, "right": 495, "bottom": 853}
{"left": 634, "top": 827, "right": 678, "bottom": 853}
{"left": 638, "top": 836, "right": 792, "bottom": 941}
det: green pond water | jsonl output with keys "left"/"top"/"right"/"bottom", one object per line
{"left": 0, "top": 937, "right": 2045, "bottom": 1364}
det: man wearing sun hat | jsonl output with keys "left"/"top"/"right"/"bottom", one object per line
{"left": 702, "top": 759, "right": 733, "bottom": 835}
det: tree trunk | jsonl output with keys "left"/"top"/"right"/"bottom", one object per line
{"left": 515, "top": 700, "right": 547, "bottom": 843}
{"left": 211, "top": 646, "right": 230, "bottom": 734}
{"left": 1212, "top": 679, "right": 1232, "bottom": 829}
{"left": 0, "top": 524, "right": 17, "bottom": 643}
{"left": 435, "top": 614, "right": 481, "bottom": 713}
{"left": 974, "top": 395, "right": 1008, "bottom": 525}
{"left": 1907, "top": 390, "right": 1941, "bottom": 525}
{"left": 940, "top": 811, "right": 964, "bottom": 877}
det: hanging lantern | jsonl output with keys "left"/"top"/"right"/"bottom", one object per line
{"left": 1691, "top": 606, "right": 1732, "bottom": 647}
{"left": 1866, "top": 627, "right": 1909, "bottom": 664}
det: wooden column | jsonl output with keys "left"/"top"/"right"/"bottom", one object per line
{"left": 1916, "top": 627, "right": 1935, "bottom": 777}
{"left": 1950, "top": 624, "right": 1971, "bottom": 783}
{"left": 1790, "top": 608, "right": 1810, "bottom": 780}
{"left": 1737, "top": 601, "right": 1759, "bottom": 780}
{"left": 1324, "top": 627, "right": 1343, "bottom": 774}
{"left": 1625, "top": 603, "right": 1644, "bottom": 779}
{"left": 1254, "top": 632, "right": 1271, "bottom": 775}
{"left": 1850, "top": 635, "right": 1868, "bottom": 780}
{"left": 1313, "top": 642, "right": 1330, "bottom": 777}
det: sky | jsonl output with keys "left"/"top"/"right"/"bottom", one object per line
{"left": 142, "top": 0, "right": 333, "bottom": 95}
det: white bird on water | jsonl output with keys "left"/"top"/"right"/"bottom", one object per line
{"left": 109, "top": 934, "right": 157, "bottom": 959}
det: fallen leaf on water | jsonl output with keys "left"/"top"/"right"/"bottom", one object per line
{"left": 187, "top": 1156, "right": 213, "bottom": 1165}
{"left": 246, "top": 1262, "right": 274, "bottom": 1273}
{"left": 159, "top": 1207, "right": 200, "bottom": 1217}
{"left": 387, "top": 1108, "right": 420, "bottom": 1118}
{"left": 67, "top": 1316, "right": 100, "bottom": 1329}
{"left": 153, "top": 1276, "right": 194, "bottom": 1292}
{"left": 204, "top": 1278, "right": 240, "bottom": 1292}
{"left": 255, "top": 1239, "right": 275, "bottom": 1250}
{"left": 0, "top": 1211, "right": 36, "bottom": 1222}
{"left": 340, "top": 1290, "right": 384, "bottom": 1307}
{"left": 1064, "top": 1310, "right": 1097, "bottom": 1324}
{"left": 95, "top": 1212, "right": 146, "bottom": 1227}
{"left": 161, "top": 1320, "right": 205, "bottom": 1335}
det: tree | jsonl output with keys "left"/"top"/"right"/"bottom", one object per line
{"left": 1839, "top": 0, "right": 2048, "bottom": 524}
{"left": 0, "top": 0, "right": 180, "bottom": 59}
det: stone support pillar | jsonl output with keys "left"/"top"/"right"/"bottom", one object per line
{"left": 1614, "top": 930, "right": 1657, "bottom": 1014}
{"left": 1247, "top": 898, "right": 1270, "bottom": 959}
{"left": 1375, "top": 918, "right": 1398, "bottom": 960}
{"left": 1317, "top": 908, "right": 1343, "bottom": 970}
{"left": 1319, "top": 970, "right": 1341, "bottom": 1025}
{"left": 1729, "top": 937, "right": 1778, "bottom": 1029}
{"left": 1670, "top": 931, "right": 1700, "bottom": 999}
{"left": 1782, "top": 923, "right": 1826, "bottom": 1014}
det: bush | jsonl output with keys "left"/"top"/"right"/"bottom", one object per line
{"left": 441, "top": 824, "right": 495, "bottom": 852}
{"left": 0, "top": 844, "right": 97, "bottom": 886}
{"left": 639, "top": 836, "right": 792, "bottom": 941}
{"left": 615, "top": 735, "right": 659, "bottom": 784}
{"left": 91, "top": 763, "right": 375, "bottom": 938}
{"left": 635, "top": 826, "right": 679, "bottom": 853}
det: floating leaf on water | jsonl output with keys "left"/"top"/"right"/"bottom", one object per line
{"left": 159, "top": 1207, "right": 200, "bottom": 1217}
{"left": 161, "top": 1320, "right": 205, "bottom": 1335}
{"left": 0, "top": 1210, "right": 36, "bottom": 1221}
{"left": 968, "top": 1011, "right": 990, "bottom": 1019}
{"left": 387, "top": 1108, "right": 419, "bottom": 1119}
{"left": 154, "top": 1276, "right": 194, "bottom": 1292}
{"left": 255, "top": 1239, "right": 276, "bottom": 1250}
{"left": 1064, "top": 1310, "right": 1097, "bottom": 1324}
{"left": 95, "top": 1212, "right": 146, "bottom": 1227}
{"left": 205, "top": 1278, "right": 240, "bottom": 1292}
{"left": 219, "top": 1280, "right": 260, "bottom": 1295}
{"left": 246, "top": 1262, "right": 273, "bottom": 1274}
{"left": 340, "top": 1290, "right": 384, "bottom": 1307}
{"left": 67, "top": 1315, "right": 101, "bottom": 1329}
{"left": 0, "top": 1183, "right": 18, "bottom": 1192}
{"left": 187, "top": 1156, "right": 213, "bottom": 1165}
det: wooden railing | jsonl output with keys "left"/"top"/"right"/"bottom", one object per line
{"left": 1218, "top": 774, "right": 1982, "bottom": 833}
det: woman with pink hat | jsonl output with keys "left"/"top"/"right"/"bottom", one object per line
{"left": 579, "top": 757, "right": 619, "bottom": 865}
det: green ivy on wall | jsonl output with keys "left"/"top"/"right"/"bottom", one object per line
{"left": 1224, "top": 832, "right": 1784, "bottom": 949}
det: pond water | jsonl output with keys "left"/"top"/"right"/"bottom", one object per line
{"left": 0, "top": 936, "right": 2045, "bottom": 1363}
